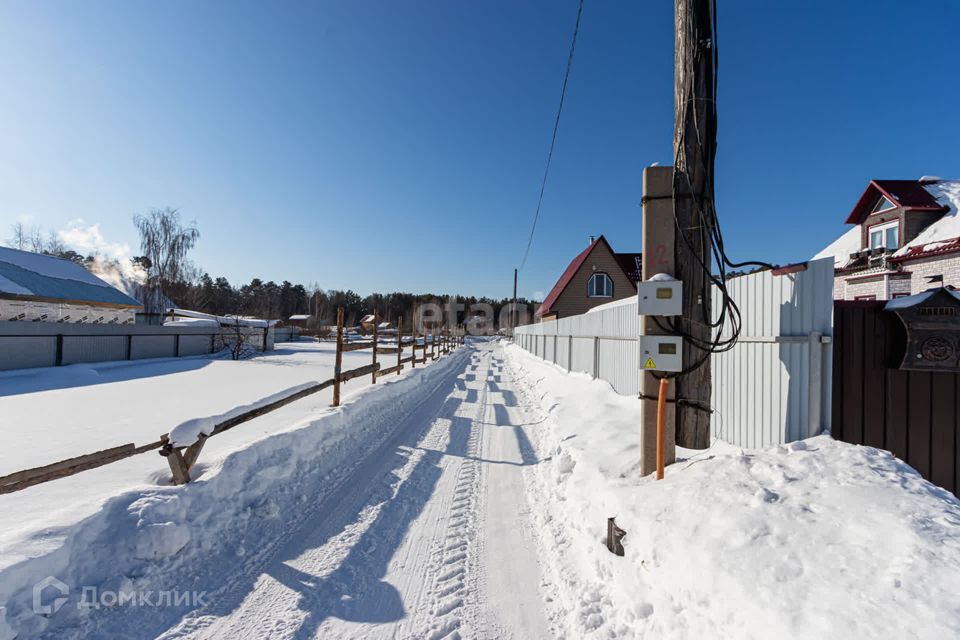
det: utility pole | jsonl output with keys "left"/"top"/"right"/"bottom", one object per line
{"left": 512, "top": 268, "right": 518, "bottom": 332}
{"left": 672, "top": 0, "right": 714, "bottom": 448}
{"left": 639, "top": 166, "right": 676, "bottom": 476}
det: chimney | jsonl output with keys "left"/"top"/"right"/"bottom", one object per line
{"left": 589, "top": 235, "right": 595, "bottom": 245}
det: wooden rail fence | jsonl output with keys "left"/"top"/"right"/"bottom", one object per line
{"left": 0, "top": 308, "right": 466, "bottom": 494}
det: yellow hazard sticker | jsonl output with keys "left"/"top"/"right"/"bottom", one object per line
{"left": 643, "top": 358, "right": 657, "bottom": 369}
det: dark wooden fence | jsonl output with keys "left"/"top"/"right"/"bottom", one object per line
{"left": 832, "top": 301, "right": 960, "bottom": 496}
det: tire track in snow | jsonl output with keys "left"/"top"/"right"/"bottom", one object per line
{"left": 155, "top": 352, "right": 471, "bottom": 640}
{"left": 416, "top": 350, "right": 489, "bottom": 640}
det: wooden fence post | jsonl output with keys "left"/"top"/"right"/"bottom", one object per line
{"left": 411, "top": 307, "right": 417, "bottom": 369}
{"left": 372, "top": 308, "right": 379, "bottom": 384}
{"left": 333, "top": 307, "right": 344, "bottom": 406}
{"left": 397, "top": 315, "right": 402, "bottom": 375}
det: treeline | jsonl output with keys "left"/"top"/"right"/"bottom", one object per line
{"left": 7, "top": 212, "right": 538, "bottom": 330}
{"left": 166, "top": 275, "right": 537, "bottom": 329}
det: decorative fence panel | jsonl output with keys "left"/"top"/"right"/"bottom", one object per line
{"left": 513, "top": 258, "right": 835, "bottom": 447}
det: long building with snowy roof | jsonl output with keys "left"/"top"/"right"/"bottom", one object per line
{"left": 0, "top": 246, "right": 142, "bottom": 323}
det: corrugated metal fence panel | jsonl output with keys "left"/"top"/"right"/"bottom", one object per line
{"left": 63, "top": 335, "right": 127, "bottom": 364}
{"left": 514, "top": 300, "right": 641, "bottom": 394}
{"left": 598, "top": 338, "right": 638, "bottom": 395}
{"left": 710, "top": 258, "right": 833, "bottom": 447}
{"left": 515, "top": 259, "right": 834, "bottom": 449}
{"left": 571, "top": 337, "right": 594, "bottom": 375}
{"left": 0, "top": 336, "right": 57, "bottom": 370}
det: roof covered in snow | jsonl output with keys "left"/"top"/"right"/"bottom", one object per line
{"left": 814, "top": 179, "right": 960, "bottom": 267}
{"left": 0, "top": 246, "right": 142, "bottom": 308}
{"left": 288, "top": 314, "right": 311, "bottom": 321}
{"left": 892, "top": 180, "right": 960, "bottom": 260}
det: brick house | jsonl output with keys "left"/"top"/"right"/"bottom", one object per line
{"left": 814, "top": 178, "right": 960, "bottom": 300}
{"left": 535, "top": 235, "right": 641, "bottom": 321}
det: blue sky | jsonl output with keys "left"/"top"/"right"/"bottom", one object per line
{"left": 1, "top": 1, "right": 957, "bottom": 300}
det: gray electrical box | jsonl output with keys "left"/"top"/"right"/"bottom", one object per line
{"left": 639, "top": 335, "right": 683, "bottom": 372}
{"left": 637, "top": 279, "right": 682, "bottom": 316}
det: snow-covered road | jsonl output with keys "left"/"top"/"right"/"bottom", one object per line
{"left": 152, "top": 342, "right": 550, "bottom": 640}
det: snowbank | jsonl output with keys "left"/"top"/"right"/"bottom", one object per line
{"left": 505, "top": 343, "right": 960, "bottom": 639}
{"left": 0, "top": 348, "right": 470, "bottom": 639}
{"left": 168, "top": 382, "right": 319, "bottom": 447}
{"left": 895, "top": 179, "right": 960, "bottom": 256}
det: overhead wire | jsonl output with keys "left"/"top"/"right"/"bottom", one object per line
{"left": 517, "top": 0, "right": 585, "bottom": 272}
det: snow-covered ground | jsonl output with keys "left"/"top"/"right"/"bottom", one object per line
{"left": 0, "top": 342, "right": 419, "bottom": 569}
{"left": 3, "top": 338, "right": 959, "bottom": 639}
{"left": 0, "top": 340, "right": 553, "bottom": 639}
{"left": 504, "top": 341, "right": 960, "bottom": 639}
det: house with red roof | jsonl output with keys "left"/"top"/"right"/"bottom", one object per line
{"left": 535, "top": 235, "right": 641, "bottom": 321}
{"left": 814, "top": 178, "right": 960, "bottom": 300}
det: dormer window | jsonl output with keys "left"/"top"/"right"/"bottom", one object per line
{"left": 587, "top": 272, "right": 613, "bottom": 298}
{"left": 869, "top": 220, "right": 899, "bottom": 250}
{"left": 872, "top": 196, "right": 897, "bottom": 214}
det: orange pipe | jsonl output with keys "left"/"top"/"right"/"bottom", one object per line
{"left": 656, "top": 377, "right": 668, "bottom": 480}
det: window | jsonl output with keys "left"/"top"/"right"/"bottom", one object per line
{"left": 587, "top": 272, "right": 613, "bottom": 298}
{"left": 871, "top": 196, "right": 896, "bottom": 214}
{"left": 868, "top": 221, "right": 899, "bottom": 250}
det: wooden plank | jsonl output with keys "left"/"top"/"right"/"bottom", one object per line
{"left": 0, "top": 443, "right": 137, "bottom": 487}
{"left": 930, "top": 373, "right": 956, "bottom": 495}
{"left": 165, "top": 448, "right": 191, "bottom": 485}
{"left": 210, "top": 378, "right": 335, "bottom": 437}
{"left": 842, "top": 305, "right": 865, "bottom": 445}
{"left": 397, "top": 316, "right": 403, "bottom": 376}
{"left": 0, "top": 440, "right": 165, "bottom": 495}
{"left": 182, "top": 435, "right": 207, "bottom": 470}
{"left": 907, "top": 371, "right": 932, "bottom": 479}
{"left": 333, "top": 307, "right": 344, "bottom": 407}
{"left": 372, "top": 311, "right": 378, "bottom": 384}
{"left": 862, "top": 307, "right": 885, "bottom": 449}
{"left": 377, "top": 364, "right": 403, "bottom": 377}
{"left": 377, "top": 346, "right": 402, "bottom": 354}
{"left": 885, "top": 368, "right": 909, "bottom": 459}
{"left": 831, "top": 304, "right": 845, "bottom": 441}
{"left": 340, "top": 362, "right": 381, "bottom": 383}
{"left": 341, "top": 342, "right": 372, "bottom": 353}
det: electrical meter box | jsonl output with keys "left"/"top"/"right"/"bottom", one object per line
{"left": 637, "top": 279, "right": 682, "bottom": 316}
{"left": 639, "top": 335, "right": 683, "bottom": 372}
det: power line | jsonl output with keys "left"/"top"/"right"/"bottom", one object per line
{"left": 518, "top": 0, "right": 585, "bottom": 272}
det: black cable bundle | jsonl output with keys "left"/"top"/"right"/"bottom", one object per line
{"left": 660, "top": 0, "right": 775, "bottom": 379}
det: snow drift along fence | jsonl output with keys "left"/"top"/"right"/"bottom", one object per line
{"left": 513, "top": 258, "right": 835, "bottom": 448}
{"left": 0, "top": 328, "right": 466, "bottom": 494}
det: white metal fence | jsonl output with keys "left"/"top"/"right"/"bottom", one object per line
{"left": 513, "top": 258, "right": 835, "bottom": 447}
